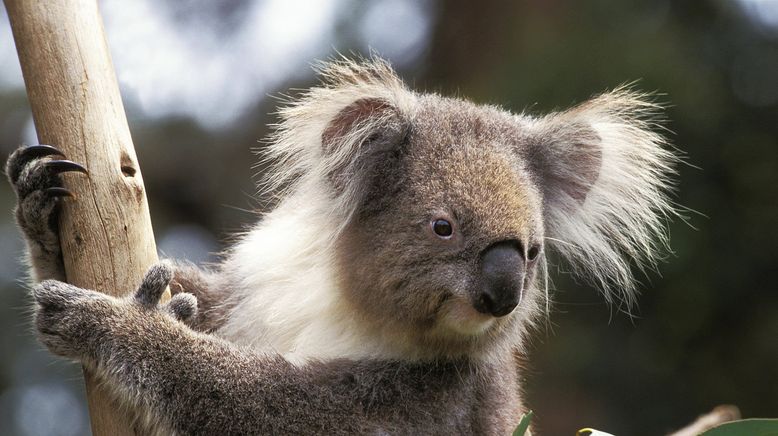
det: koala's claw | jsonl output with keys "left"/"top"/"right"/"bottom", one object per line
{"left": 20, "top": 144, "right": 65, "bottom": 157}
{"left": 45, "top": 187, "right": 75, "bottom": 198}
{"left": 44, "top": 159, "right": 89, "bottom": 176}
{"left": 7, "top": 144, "right": 65, "bottom": 183}
{"left": 6, "top": 144, "right": 88, "bottom": 199}
{"left": 6, "top": 145, "right": 89, "bottom": 279}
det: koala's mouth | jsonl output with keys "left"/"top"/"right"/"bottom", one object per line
{"left": 435, "top": 294, "right": 498, "bottom": 337}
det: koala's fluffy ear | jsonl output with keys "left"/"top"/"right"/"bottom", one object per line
{"left": 526, "top": 89, "right": 678, "bottom": 306}
{"left": 320, "top": 97, "right": 408, "bottom": 195}
{"left": 265, "top": 57, "right": 414, "bottom": 208}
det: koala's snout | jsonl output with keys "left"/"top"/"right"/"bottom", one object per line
{"left": 474, "top": 241, "right": 526, "bottom": 317}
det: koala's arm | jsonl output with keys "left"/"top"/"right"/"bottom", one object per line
{"left": 32, "top": 263, "right": 485, "bottom": 435}
{"left": 5, "top": 145, "right": 233, "bottom": 331}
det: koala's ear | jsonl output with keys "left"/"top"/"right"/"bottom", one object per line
{"left": 526, "top": 119, "right": 603, "bottom": 207}
{"left": 320, "top": 97, "right": 408, "bottom": 194}
{"left": 526, "top": 89, "right": 678, "bottom": 306}
{"left": 265, "top": 57, "right": 414, "bottom": 202}
{"left": 321, "top": 98, "right": 395, "bottom": 153}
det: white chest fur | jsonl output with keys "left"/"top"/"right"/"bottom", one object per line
{"left": 217, "top": 187, "right": 392, "bottom": 364}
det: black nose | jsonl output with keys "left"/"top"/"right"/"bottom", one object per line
{"left": 474, "top": 242, "right": 525, "bottom": 317}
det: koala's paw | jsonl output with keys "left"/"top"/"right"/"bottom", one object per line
{"left": 134, "top": 262, "right": 199, "bottom": 323}
{"left": 33, "top": 280, "right": 115, "bottom": 360}
{"left": 32, "top": 263, "right": 198, "bottom": 363}
{"left": 5, "top": 145, "right": 88, "bottom": 258}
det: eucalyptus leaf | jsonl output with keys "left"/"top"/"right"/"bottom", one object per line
{"left": 512, "top": 411, "right": 533, "bottom": 436}
{"left": 701, "top": 419, "right": 778, "bottom": 436}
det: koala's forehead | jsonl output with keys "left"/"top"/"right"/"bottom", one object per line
{"left": 405, "top": 95, "right": 528, "bottom": 183}
{"left": 399, "top": 96, "right": 543, "bottom": 235}
{"left": 410, "top": 95, "right": 525, "bottom": 148}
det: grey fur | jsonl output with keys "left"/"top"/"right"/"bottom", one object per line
{"left": 35, "top": 268, "right": 520, "bottom": 435}
{"left": 7, "top": 57, "right": 677, "bottom": 435}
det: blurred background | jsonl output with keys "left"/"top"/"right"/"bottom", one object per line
{"left": 0, "top": 0, "right": 776, "bottom": 434}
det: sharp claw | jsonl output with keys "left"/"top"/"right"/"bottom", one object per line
{"left": 19, "top": 144, "right": 67, "bottom": 160}
{"left": 7, "top": 145, "right": 67, "bottom": 183}
{"left": 45, "top": 160, "right": 89, "bottom": 175}
{"left": 45, "top": 187, "right": 75, "bottom": 199}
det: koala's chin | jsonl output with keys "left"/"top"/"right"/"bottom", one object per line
{"left": 439, "top": 296, "right": 498, "bottom": 337}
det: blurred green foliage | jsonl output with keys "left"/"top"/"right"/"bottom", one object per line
{"left": 702, "top": 419, "right": 778, "bottom": 435}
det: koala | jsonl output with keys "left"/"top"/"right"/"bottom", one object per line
{"left": 6, "top": 58, "right": 677, "bottom": 435}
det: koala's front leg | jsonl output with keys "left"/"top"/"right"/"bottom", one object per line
{"left": 5, "top": 145, "right": 88, "bottom": 282}
{"left": 33, "top": 263, "right": 472, "bottom": 435}
{"left": 34, "top": 263, "right": 266, "bottom": 434}
{"left": 34, "top": 264, "right": 282, "bottom": 434}
{"left": 33, "top": 263, "right": 197, "bottom": 365}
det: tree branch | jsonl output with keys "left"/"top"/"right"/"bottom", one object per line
{"left": 5, "top": 0, "right": 165, "bottom": 434}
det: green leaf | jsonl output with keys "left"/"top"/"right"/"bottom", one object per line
{"left": 701, "top": 419, "right": 778, "bottom": 436}
{"left": 512, "top": 410, "right": 533, "bottom": 436}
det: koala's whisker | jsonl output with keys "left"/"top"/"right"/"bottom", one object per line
{"left": 542, "top": 236, "right": 581, "bottom": 250}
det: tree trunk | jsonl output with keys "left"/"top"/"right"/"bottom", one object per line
{"left": 4, "top": 0, "right": 166, "bottom": 434}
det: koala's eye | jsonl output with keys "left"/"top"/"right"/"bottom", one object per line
{"left": 431, "top": 219, "right": 453, "bottom": 238}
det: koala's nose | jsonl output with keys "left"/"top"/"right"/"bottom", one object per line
{"left": 475, "top": 241, "right": 525, "bottom": 317}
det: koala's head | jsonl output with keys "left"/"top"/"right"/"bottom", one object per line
{"left": 268, "top": 58, "right": 677, "bottom": 359}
